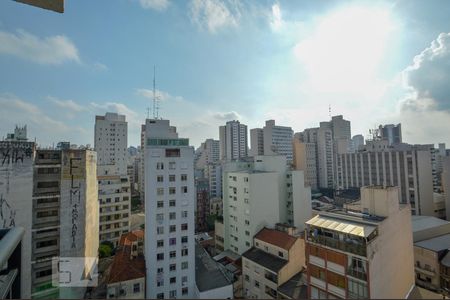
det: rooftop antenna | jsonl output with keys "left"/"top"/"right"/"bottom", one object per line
{"left": 153, "top": 65, "right": 161, "bottom": 119}
{"left": 146, "top": 107, "right": 150, "bottom": 119}
{"left": 328, "top": 104, "right": 331, "bottom": 119}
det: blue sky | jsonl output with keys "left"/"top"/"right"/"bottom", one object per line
{"left": 1, "top": 0, "right": 450, "bottom": 147}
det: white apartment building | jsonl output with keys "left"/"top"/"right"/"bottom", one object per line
{"left": 219, "top": 120, "right": 248, "bottom": 161}
{"left": 330, "top": 115, "right": 351, "bottom": 140}
{"left": 194, "top": 139, "right": 220, "bottom": 170}
{"left": 144, "top": 119, "right": 196, "bottom": 299}
{"left": 0, "top": 139, "right": 35, "bottom": 299}
{"left": 250, "top": 128, "right": 264, "bottom": 157}
{"left": 95, "top": 113, "right": 130, "bottom": 246}
{"left": 95, "top": 113, "right": 128, "bottom": 175}
{"left": 251, "top": 120, "right": 294, "bottom": 163}
{"left": 335, "top": 142, "right": 435, "bottom": 216}
{"left": 205, "top": 162, "right": 222, "bottom": 198}
{"left": 223, "top": 156, "right": 311, "bottom": 255}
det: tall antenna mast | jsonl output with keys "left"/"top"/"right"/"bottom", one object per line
{"left": 328, "top": 104, "right": 331, "bottom": 119}
{"left": 152, "top": 65, "right": 161, "bottom": 119}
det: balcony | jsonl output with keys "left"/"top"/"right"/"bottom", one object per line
{"left": 415, "top": 263, "right": 436, "bottom": 277}
{"left": 264, "top": 271, "right": 278, "bottom": 284}
{"left": 416, "top": 278, "right": 439, "bottom": 292}
{"left": 347, "top": 267, "right": 367, "bottom": 281}
{"left": 308, "top": 235, "right": 367, "bottom": 257}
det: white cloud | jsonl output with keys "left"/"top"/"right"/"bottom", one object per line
{"left": 0, "top": 94, "right": 87, "bottom": 146}
{"left": 93, "top": 62, "right": 108, "bottom": 71}
{"left": 212, "top": 111, "right": 242, "bottom": 121}
{"left": 396, "top": 32, "right": 450, "bottom": 145}
{"left": 136, "top": 88, "right": 185, "bottom": 102}
{"left": 270, "top": 3, "right": 283, "bottom": 31}
{"left": 137, "top": 0, "right": 170, "bottom": 11}
{"left": 47, "top": 96, "right": 86, "bottom": 113}
{"left": 189, "top": 0, "right": 240, "bottom": 33}
{"left": 0, "top": 29, "right": 80, "bottom": 65}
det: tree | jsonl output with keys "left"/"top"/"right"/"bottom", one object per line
{"left": 99, "top": 244, "right": 112, "bottom": 258}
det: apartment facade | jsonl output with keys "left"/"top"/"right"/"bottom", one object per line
{"left": 293, "top": 138, "right": 318, "bottom": 190}
{"left": 305, "top": 186, "right": 415, "bottom": 299}
{"left": 242, "top": 226, "right": 305, "bottom": 299}
{"left": 335, "top": 142, "right": 435, "bottom": 216}
{"left": 144, "top": 119, "right": 196, "bottom": 299}
{"left": 0, "top": 140, "right": 35, "bottom": 299}
{"left": 95, "top": 113, "right": 131, "bottom": 245}
{"left": 379, "top": 124, "right": 402, "bottom": 145}
{"left": 194, "top": 139, "right": 220, "bottom": 170}
{"left": 262, "top": 120, "right": 294, "bottom": 163}
{"left": 32, "top": 149, "right": 99, "bottom": 299}
{"left": 250, "top": 128, "right": 264, "bottom": 157}
{"left": 219, "top": 120, "right": 248, "bottom": 161}
{"left": 195, "top": 178, "right": 209, "bottom": 233}
{"left": 223, "top": 156, "right": 311, "bottom": 255}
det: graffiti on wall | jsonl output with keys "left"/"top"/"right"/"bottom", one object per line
{"left": 1, "top": 142, "right": 34, "bottom": 166}
{"left": 0, "top": 194, "right": 16, "bottom": 228}
{"left": 69, "top": 156, "right": 82, "bottom": 249}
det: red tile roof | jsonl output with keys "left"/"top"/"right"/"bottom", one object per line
{"left": 107, "top": 230, "right": 146, "bottom": 285}
{"left": 254, "top": 227, "right": 297, "bottom": 251}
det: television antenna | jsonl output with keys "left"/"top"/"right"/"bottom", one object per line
{"left": 153, "top": 65, "right": 161, "bottom": 119}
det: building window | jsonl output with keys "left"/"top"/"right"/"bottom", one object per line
{"left": 170, "top": 251, "right": 176, "bottom": 258}
{"left": 157, "top": 240, "right": 164, "bottom": 247}
{"left": 157, "top": 175, "right": 164, "bottom": 182}
{"left": 169, "top": 200, "right": 176, "bottom": 207}
{"left": 157, "top": 162, "right": 164, "bottom": 170}
{"left": 169, "top": 212, "right": 176, "bottom": 220}
{"left": 245, "top": 230, "right": 250, "bottom": 236}
{"left": 169, "top": 225, "right": 176, "bottom": 233}
{"left": 181, "top": 236, "right": 188, "bottom": 244}
{"left": 182, "top": 276, "right": 188, "bottom": 285}
{"left": 157, "top": 293, "right": 164, "bottom": 299}
{"left": 157, "top": 201, "right": 164, "bottom": 208}
{"left": 254, "top": 280, "right": 260, "bottom": 288}
{"left": 170, "top": 264, "right": 176, "bottom": 271}
{"left": 244, "top": 275, "right": 250, "bottom": 282}
{"left": 181, "top": 186, "right": 188, "bottom": 193}
{"left": 169, "top": 238, "right": 176, "bottom": 246}
{"left": 182, "top": 288, "right": 188, "bottom": 296}
{"left": 181, "top": 211, "right": 188, "bottom": 218}
{"left": 169, "top": 175, "right": 176, "bottom": 182}
{"left": 181, "top": 261, "right": 188, "bottom": 269}
{"left": 169, "top": 187, "right": 176, "bottom": 195}
{"left": 157, "top": 227, "right": 164, "bottom": 234}
{"left": 133, "top": 283, "right": 140, "bottom": 293}
{"left": 36, "top": 240, "right": 57, "bottom": 248}
{"left": 157, "top": 267, "right": 163, "bottom": 274}
{"left": 157, "top": 278, "right": 164, "bottom": 287}
{"left": 181, "top": 174, "right": 187, "bottom": 181}
{"left": 156, "top": 213, "right": 164, "bottom": 221}
{"left": 169, "top": 162, "right": 176, "bottom": 170}
{"left": 182, "top": 249, "right": 188, "bottom": 256}
{"left": 278, "top": 251, "right": 284, "bottom": 258}
{"left": 169, "top": 290, "right": 177, "bottom": 298}
{"left": 157, "top": 253, "right": 164, "bottom": 261}
{"left": 157, "top": 188, "right": 164, "bottom": 196}
{"left": 181, "top": 223, "right": 188, "bottom": 231}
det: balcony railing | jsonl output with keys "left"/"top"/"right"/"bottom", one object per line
{"left": 264, "top": 272, "right": 278, "bottom": 284}
{"left": 347, "top": 267, "right": 367, "bottom": 281}
{"left": 308, "top": 235, "right": 367, "bottom": 257}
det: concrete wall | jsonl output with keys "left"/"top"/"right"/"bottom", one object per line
{"left": 368, "top": 200, "right": 415, "bottom": 298}
{"left": 443, "top": 157, "right": 450, "bottom": 220}
{"left": 291, "top": 171, "right": 312, "bottom": 231}
{"left": 417, "top": 151, "right": 435, "bottom": 216}
{"left": 107, "top": 277, "right": 145, "bottom": 299}
{"left": 0, "top": 141, "right": 35, "bottom": 298}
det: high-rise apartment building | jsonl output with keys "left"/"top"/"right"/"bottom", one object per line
{"left": 305, "top": 186, "right": 415, "bottom": 299}
{"left": 144, "top": 119, "right": 196, "bottom": 299}
{"left": 0, "top": 138, "right": 35, "bottom": 299}
{"left": 95, "top": 113, "right": 130, "bottom": 246}
{"left": 223, "top": 156, "right": 311, "bottom": 255}
{"left": 351, "top": 135, "right": 364, "bottom": 152}
{"left": 195, "top": 178, "right": 209, "bottom": 233}
{"left": 293, "top": 137, "right": 318, "bottom": 190}
{"left": 32, "top": 149, "right": 99, "bottom": 299}
{"left": 194, "top": 139, "right": 220, "bottom": 170}
{"left": 331, "top": 115, "right": 351, "bottom": 140}
{"left": 379, "top": 124, "right": 402, "bottom": 145}
{"left": 335, "top": 141, "right": 435, "bottom": 216}
{"left": 219, "top": 120, "right": 248, "bottom": 161}
{"left": 263, "top": 120, "right": 294, "bottom": 163}
{"left": 250, "top": 128, "right": 264, "bottom": 157}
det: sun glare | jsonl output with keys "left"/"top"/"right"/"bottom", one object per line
{"left": 294, "top": 5, "right": 397, "bottom": 94}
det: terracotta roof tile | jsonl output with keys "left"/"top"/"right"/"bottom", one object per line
{"left": 254, "top": 227, "right": 297, "bottom": 251}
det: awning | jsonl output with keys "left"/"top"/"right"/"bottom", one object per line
{"left": 306, "top": 215, "right": 377, "bottom": 238}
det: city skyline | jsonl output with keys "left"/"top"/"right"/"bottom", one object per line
{"left": 1, "top": 0, "right": 450, "bottom": 148}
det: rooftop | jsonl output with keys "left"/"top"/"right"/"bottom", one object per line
{"left": 412, "top": 215, "right": 450, "bottom": 233}
{"left": 278, "top": 271, "right": 307, "bottom": 299}
{"left": 441, "top": 252, "right": 450, "bottom": 267}
{"left": 414, "top": 234, "right": 450, "bottom": 252}
{"left": 195, "top": 242, "right": 233, "bottom": 292}
{"left": 306, "top": 214, "right": 378, "bottom": 238}
{"left": 213, "top": 249, "right": 241, "bottom": 263}
{"left": 107, "top": 230, "right": 145, "bottom": 285}
{"left": 242, "top": 247, "right": 288, "bottom": 273}
{"left": 255, "top": 227, "right": 298, "bottom": 251}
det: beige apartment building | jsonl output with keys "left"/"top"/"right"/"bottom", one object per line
{"left": 242, "top": 225, "right": 306, "bottom": 299}
{"left": 305, "top": 186, "right": 415, "bottom": 299}
{"left": 293, "top": 138, "right": 318, "bottom": 190}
